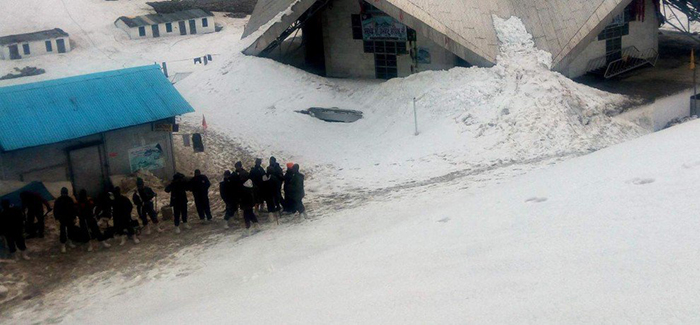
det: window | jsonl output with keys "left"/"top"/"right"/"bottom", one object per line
{"left": 364, "top": 40, "right": 408, "bottom": 55}
{"left": 351, "top": 14, "right": 363, "bottom": 40}
{"left": 166, "top": 23, "right": 173, "bottom": 32}
{"left": 22, "top": 44, "right": 30, "bottom": 55}
{"left": 598, "top": 24, "right": 629, "bottom": 41}
{"left": 45, "top": 40, "right": 52, "bottom": 52}
{"left": 139, "top": 26, "right": 146, "bottom": 37}
{"left": 375, "top": 54, "right": 398, "bottom": 79}
{"left": 202, "top": 18, "right": 208, "bottom": 27}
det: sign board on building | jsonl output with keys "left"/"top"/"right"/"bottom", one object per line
{"left": 362, "top": 15, "right": 407, "bottom": 41}
{"left": 417, "top": 48, "right": 431, "bottom": 64}
{"left": 128, "top": 143, "right": 165, "bottom": 173}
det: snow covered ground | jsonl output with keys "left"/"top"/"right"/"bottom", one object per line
{"left": 2, "top": 0, "right": 698, "bottom": 323}
{"left": 4, "top": 105, "right": 700, "bottom": 324}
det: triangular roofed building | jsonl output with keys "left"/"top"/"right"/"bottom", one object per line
{"left": 243, "top": 0, "right": 661, "bottom": 79}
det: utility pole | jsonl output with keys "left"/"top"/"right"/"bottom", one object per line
{"left": 413, "top": 97, "right": 419, "bottom": 136}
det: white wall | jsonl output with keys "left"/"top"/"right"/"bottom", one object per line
{"left": 116, "top": 17, "right": 216, "bottom": 40}
{"left": 321, "top": 0, "right": 458, "bottom": 79}
{"left": 567, "top": 0, "right": 659, "bottom": 78}
{"left": 0, "top": 36, "right": 71, "bottom": 60}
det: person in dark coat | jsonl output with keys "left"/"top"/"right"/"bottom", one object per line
{"left": 220, "top": 170, "right": 238, "bottom": 229}
{"left": 262, "top": 167, "right": 281, "bottom": 225}
{"left": 249, "top": 158, "right": 266, "bottom": 211}
{"left": 134, "top": 177, "right": 162, "bottom": 234}
{"left": 235, "top": 161, "right": 250, "bottom": 183}
{"left": 1, "top": 200, "right": 30, "bottom": 260}
{"left": 287, "top": 164, "right": 307, "bottom": 217}
{"left": 165, "top": 172, "right": 191, "bottom": 233}
{"left": 77, "top": 190, "right": 111, "bottom": 251}
{"left": 53, "top": 187, "right": 78, "bottom": 253}
{"left": 282, "top": 163, "right": 295, "bottom": 213}
{"left": 240, "top": 179, "right": 260, "bottom": 234}
{"left": 269, "top": 157, "right": 284, "bottom": 212}
{"left": 190, "top": 169, "right": 212, "bottom": 222}
{"left": 111, "top": 187, "right": 139, "bottom": 245}
{"left": 20, "top": 191, "right": 51, "bottom": 238}
{"left": 94, "top": 186, "right": 115, "bottom": 220}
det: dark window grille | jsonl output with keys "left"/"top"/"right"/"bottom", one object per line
{"left": 202, "top": 18, "right": 209, "bottom": 27}
{"left": 45, "top": 40, "right": 52, "bottom": 52}
{"left": 351, "top": 14, "right": 363, "bottom": 40}
{"left": 139, "top": 26, "right": 146, "bottom": 36}
{"left": 22, "top": 44, "right": 30, "bottom": 55}
{"left": 166, "top": 23, "right": 173, "bottom": 33}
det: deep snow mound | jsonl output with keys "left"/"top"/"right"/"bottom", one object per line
{"left": 177, "top": 16, "right": 647, "bottom": 192}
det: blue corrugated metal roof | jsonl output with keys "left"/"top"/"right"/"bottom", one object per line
{"left": 0, "top": 65, "right": 195, "bottom": 152}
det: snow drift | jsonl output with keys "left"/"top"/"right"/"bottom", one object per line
{"left": 177, "top": 16, "right": 647, "bottom": 192}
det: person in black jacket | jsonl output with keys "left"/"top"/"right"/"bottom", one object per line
{"left": 54, "top": 187, "right": 78, "bottom": 253}
{"left": 190, "top": 169, "right": 212, "bottom": 222}
{"left": 77, "top": 189, "right": 111, "bottom": 251}
{"left": 134, "top": 178, "right": 162, "bottom": 234}
{"left": 240, "top": 179, "right": 260, "bottom": 234}
{"left": 20, "top": 191, "right": 51, "bottom": 238}
{"left": 220, "top": 170, "right": 238, "bottom": 229}
{"left": 249, "top": 158, "right": 266, "bottom": 211}
{"left": 269, "top": 157, "right": 284, "bottom": 212}
{"left": 165, "top": 172, "right": 191, "bottom": 233}
{"left": 263, "top": 167, "right": 281, "bottom": 225}
{"left": 1, "top": 200, "right": 30, "bottom": 260}
{"left": 287, "top": 164, "right": 307, "bottom": 218}
{"left": 111, "top": 187, "right": 139, "bottom": 246}
{"left": 282, "top": 163, "right": 295, "bottom": 213}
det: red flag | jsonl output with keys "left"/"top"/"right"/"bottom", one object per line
{"left": 202, "top": 115, "right": 208, "bottom": 131}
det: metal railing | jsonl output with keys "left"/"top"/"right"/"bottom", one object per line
{"left": 585, "top": 46, "right": 659, "bottom": 79}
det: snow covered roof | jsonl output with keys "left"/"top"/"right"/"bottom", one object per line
{"left": 0, "top": 65, "right": 194, "bottom": 152}
{"left": 115, "top": 9, "right": 214, "bottom": 28}
{"left": 243, "top": 0, "right": 635, "bottom": 71}
{"left": 0, "top": 28, "right": 68, "bottom": 46}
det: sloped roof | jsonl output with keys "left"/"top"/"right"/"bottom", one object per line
{"left": 115, "top": 9, "right": 214, "bottom": 28}
{"left": 0, "top": 28, "right": 69, "bottom": 46}
{"left": 243, "top": 0, "right": 634, "bottom": 71}
{"left": 0, "top": 65, "right": 195, "bottom": 152}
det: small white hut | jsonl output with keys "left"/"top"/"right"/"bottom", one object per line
{"left": 115, "top": 9, "right": 216, "bottom": 40}
{"left": 0, "top": 28, "right": 71, "bottom": 60}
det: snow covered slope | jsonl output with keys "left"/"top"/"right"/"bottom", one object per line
{"left": 4, "top": 109, "right": 700, "bottom": 325}
{"left": 176, "top": 16, "right": 647, "bottom": 193}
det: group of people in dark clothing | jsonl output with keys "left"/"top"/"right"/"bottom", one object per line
{"left": 0, "top": 157, "right": 306, "bottom": 260}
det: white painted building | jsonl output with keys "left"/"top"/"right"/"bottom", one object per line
{"left": 0, "top": 28, "right": 71, "bottom": 60}
{"left": 115, "top": 9, "right": 215, "bottom": 40}
{"left": 244, "top": 0, "right": 661, "bottom": 80}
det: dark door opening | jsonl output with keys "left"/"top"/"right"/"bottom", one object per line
{"left": 56, "top": 39, "right": 66, "bottom": 53}
{"left": 188, "top": 20, "right": 197, "bottom": 34}
{"left": 8, "top": 44, "right": 20, "bottom": 59}
{"left": 179, "top": 21, "right": 187, "bottom": 35}
{"left": 302, "top": 12, "right": 326, "bottom": 76}
{"left": 152, "top": 24, "right": 160, "bottom": 38}
{"left": 68, "top": 145, "right": 106, "bottom": 198}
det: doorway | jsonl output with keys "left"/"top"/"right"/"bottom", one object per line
{"left": 188, "top": 20, "right": 197, "bottom": 34}
{"left": 8, "top": 44, "right": 20, "bottom": 59}
{"left": 68, "top": 145, "right": 106, "bottom": 197}
{"left": 179, "top": 21, "right": 187, "bottom": 35}
{"left": 606, "top": 37, "right": 622, "bottom": 64}
{"left": 56, "top": 39, "right": 66, "bottom": 53}
{"left": 152, "top": 25, "right": 160, "bottom": 38}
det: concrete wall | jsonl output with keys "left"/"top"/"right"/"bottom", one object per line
{"left": 116, "top": 17, "right": 216, "bottom": 40}
{"left": 0, "top": 36, "right": 72, "bottom": 60}
{"left": 321, "top": 0, "right": 458, "bottom": 79}
{"left": 566, "top": 0, "right": 659, "bottom": 78}
{"left": 0, "top": 120, "right": 176, "bottom": 194}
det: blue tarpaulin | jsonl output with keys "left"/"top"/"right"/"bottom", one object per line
{"left": 0, "top": 181, "right": 54, "bottom": 209}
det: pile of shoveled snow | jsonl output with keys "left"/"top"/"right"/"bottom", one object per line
{"left": 177, "top": 16, "right": 647, "bottom": 193}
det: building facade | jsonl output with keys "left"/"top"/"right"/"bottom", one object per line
{"left": 244, "top": 0, "right": 661, "bottom": 80}
{"left": 115, "top": 9, "right": 216, "bottom": 40}
{"left": 0, "top": 65, "right": 194, "bottom": 197}
{"left": 0, "top": 28, "right": 71, "bottom": 60}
